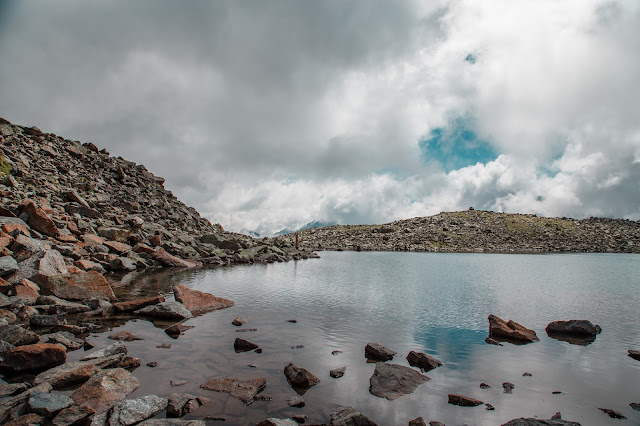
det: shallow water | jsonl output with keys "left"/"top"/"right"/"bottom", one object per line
{"left": 71, "top": 252, "right": 640, "bottom": 425}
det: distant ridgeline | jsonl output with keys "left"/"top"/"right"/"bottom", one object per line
{"left": 278, "top": 210, "right": 640, "bottom": 253}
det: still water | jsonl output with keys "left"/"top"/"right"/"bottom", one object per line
{"left": 73, "top": 252, "right": 640, "bottom": 425}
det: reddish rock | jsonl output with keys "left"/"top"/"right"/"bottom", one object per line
{"left": 0, "top": 309, "right": 17, "bottom": 324}
{"left": 133, "top": 243, "right": 155, "bottom": 255}
{"left": 82, "top": 234, "right": 105, "bottom": 248}
{"left": 152, "top": 248, "right": 200, "bottom": 268}
{"left": 1, "top": 223, "right": 29, "bottom": 236}
{"left": 56, "top": 233, "right": 78, "bottom": 243}
{"left": 365, "top": 342, "right": 396, "bottom": 361}
{"left": 108, "top": 331, "right": 142, "bottom": 342}
{"left": 51, "top": 404, "right": 95, "bottom": 425}
{"left": 406, "top": 351, "right": 443, "bottom": 372}
{"left": 0, "top": 343, "right": 66, "bottom": 373}
{"left": 112, "top": 295, "right": 165, "bottom": 312}
{"left": 37, "top": 271, "right": 116, "bottom": 301}
{"left": 13, "top": 279, "right": 40, "bottom": 301}
{"left": 284, "top": 363, "right": 321, "bottom": 390}
{"left": 104, "top": 241, "right": 132, "bottom": 254}
{"left": 448, "top": 393, "right": 484, "bottom": 407}
{"left": 20, "top": 199, "right": 58, "bottom": 237}
{"left": 97, "top": 227, "right": 131, "bottom": 243}
{"left": 200, "top": 377, "right": 266, "bottom": 405}
{"left": 488, "top": 314, "right": 539, "bottom": 343}
{"left": 70, "top": 368, "right": 139, "bottom": 414}
{"left": 0, "top": 277, "right": 11, "bottom": 294}
{"left": 73, "top": 259, "right": 104, "bottom": 273}
{"left": 149, "top": 234, "right": 162, "bottom": 247}
{"left": 173, "top": 284, "right": 234, "bottom": 314}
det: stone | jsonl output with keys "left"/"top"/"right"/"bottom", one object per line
{"left": 152, "top": 248, "right": 198, "bottom": 268}
{"left": 628, "top": 349, "right": 640, "bottom": 361}
{"left": 234, "top": 338, "right": 261, "bottom": 352}
{"left": 0, "top": 324, "right": 39, "bottom": 346}
{"left": 480, "top": 382, "right": 491, "bottom": 389}
{"left": 501, "top": 418, "right": 581, "bottom": 425}
{"left": 30, "top": 314, "right": 65, "bottom": 328}
{"left": 20, "top": 199, "right": 58, "bottom": 237}
{"left": 135, "top": 301, "right": 193, "bottom": 320}
{"left": 0, "top": 343, "right": 66, "bottom": 373}
{"left": 74, "top": 259, "right": 105, "bottom": 273}
{"left": 97, "top": 227, "right": 131, "bottom": 243}
{"left": 83, "top": 234, "right": 106, "bottom": 248}
{"left": 200, "top": 377, "right": 266, "bottom": 405}
{"left": 231, "top": 316, "right": 245, "bottom": 326}
{"left": 5, "top": 413, "right": 46, "bottom": 426}
{"left": 28, "top": 391, "right": 74, "bottom": 417}
{"left": 166, "top": 393, "right": 206, "bottom": 418}
{"left": 0, "top": 256, "right": 19, "bottom": 277}
{"left": 14, "top": 279, "right": 40, "bottom": 301}
{"left": 330, "top": 366, "right": 346, "bottom": 378}
{"left": 51, "top": 403, "right": 95, "bottom": 425}
{"left": 257, "top": 419, "right": 298, "bottom": 426}
{"left": 81, "top": 342, "right": 128, "bottom": 360}
{"left": 138, "top": 420, "right": 205, "bottom": 426}
{"left": 108, "top": 394, "right": 168, "bottom": 425}
{"left": 406, "top": 350, "right": 443, "bottom": 372}
{"left": 284, "top": 363, "right": 321, "bottom": 390}
{"left": 488, "top": 314, "right": 539, "bottom": 343}
{"left": 109, "top": 331, "right": 143, "bottom": 341}
{"left": 112, "top": 295, "right": 165, "bottom": 312}
{"left": 0, "top": 383, "right": 29, "bottom": 397}
{"left": 37, "top": 271, "right": 116, "bottom": 301}
{"left": 0, "top": 382, "right": 53, "bottom": 424}
{"left": 448, "top": 393, "right": 484, "bottom": 407}
{"left": 330, "top": 406, "right": 378, "bottom": 426}
{"left": 598, "top": 408, "right": 626, "bottom": 419}
{"left": 0, "top": 340, "right": 15, "bottom": 353}
{"left": 109, "top": 256, "right": 137, "bottom": 271}
{"left": 287, "top": 395, "right": 305, "bottom": 407}
{"left": 165, "top": 323, "right": 194, "bottom": 338}
{"left": 503, "top": 382, "right": 515, "bottom": 393}
{"left": 365, "top": 342, "right": 396, "bottom": 361}
{"left": 70, "top": 368, "right": 139, "bottom": 414}
{"left": 172, "top": 284, "right": 234, "bottom": 314}
{"left": 37, "top": 295, "right": 92, "bottom": 314}
{"left": 369, "top": 363, "right": 430, "bottom": 400}
{"left": 408, "top": 418, "right": 427, "bottom": 426}
{"left": 545, "top": 320, "right": 602, "bottom": 342}
{"left": 630, "top": 403, "right": 640, "bottom": 411}
{"left": 170, "top": 380, "right": 187, "bottom": 387}
{"left": 34, "top": 356, "right": 123, "bottom": 389}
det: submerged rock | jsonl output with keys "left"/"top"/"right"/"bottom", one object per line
{"left": 172, "top": 284, "right": 234, "bottom": 314}
{"left": 200, "top": 377, "right": 266, "bottom": 405}
{"left": 283, "top": 363, "right": 321, "bottom": 390}
{"left": 330, "top": 406, "right": 378, "bottom": 426}
{"left": 488, "top": 314, "right": 539, "bottom": 343}
{"left": 231, "top": 316, "right": 246, "bottom": 326}
{"left": 369, "top": 363, "right": 430, "bottom": 400}
{"left": 234, "top": 338, "right": 261, "bottom": 353}
{"left": 546, "top": 320, "right": 602, "bottom": 344}
{"left": 109, "top": 331, "right": 143, "bottom": 342}
{"left": 406, "top": 350, "right": 443, "bottom": 372}
{"left": 365, "top": 342, "right": 396, "bottom": 361}
{"left": 448, "top": 393, "right": 484, "bottom": 407}
{"left": 598, "top": 408, "right": 626, "bottom": 419}
{"left": 501, "top": 418, "right": 581, "bottom": 425}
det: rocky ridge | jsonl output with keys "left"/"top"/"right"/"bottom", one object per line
{"left": 283, "top": 209, "right": 640, "bottom": 253}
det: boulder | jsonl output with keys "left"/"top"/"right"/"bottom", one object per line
{"left": 152, "top": 248, "right": 198, "bottom": 268}
{"left": 0, "top": 343, "right": 66, "bottom": 373}
{"left": 369, "top": 363, "right": 430, "bottom": 400}
{"left": 13, "top": 279, "right": 40, "bottom": 301}
{"left": 628, "top": 350, "right": 640, "bottom": 361}
{"left": 545, "top": 320, "right": 601, "bottom": 339}
{"left": 97, "top": 227, "right": 131, "bottom": 243}
{"left": 234, "top": 338, "right": 261, "bottom": 352}
{"left": 0, "top": 256, "right": 19, "bottom": 277}
{"left": 284, "top": 363, "right": 321, "bottom": 390}
{"left": 37, "top": 271, "right": 116, "bottom": 301}
{"left": 330, "top": 366, "right": 346, "bottom": 378}
{"left": 287, "top": 395, "right": 305, "bottom": 407}
{"left": 330, "top": 406, "right": 378, "bottom": 426}
{"left": 34, "top": 354, "right": 133, "bottom": 389}
{"left": 28, "top": 392, "right": 74, "bottom": 418}
{"left": 51, "top": 403, "right": 95, "bottom": 425}
{"left": 108, "top": 394, "right": 168, "bottom": 425}
{"left": 20, "top": 199, "right": 58, "bottom": 237}
{"left": 70, "top": 368, "right": 140, "bottom": 414}
{"left": 166, "top": 393, "right": 207, "bottom": 418}
{"left": 231, "top": 316, "right": 246, "bottom": 326}
{"left": 172, "top": 284, "right": 234, "bottom": 314}
{"left": 0, "top": 382, "right": 53, "bottom": 424}
{"left": 165, "top": 323, "right": 194, "bottom": 338}
{"left": 0, "top": 383, "right": 28, "bottom": 397}
{"left": 448, "top": 393, "right": 484, "bottom": 407}
{"left": 110, "top": 257, "right": 137, "bottom": 271}
{"left": 112, "top": 295, "right": 165, "bottom": 312}
{"left": 365, "top": 342, "right": 396, "bottom": 361}
{"left": 0, "top": 324, "right": 40, "bottom": 346}
{"left": 503, "top": 382, "right": 515, "bottom": 393}
{"left": 488, "top": 314, "right": 539, "bottom": 343}
{"left": 13, "top": 249, "right": 68, "bottom": 284}
{"left": 135, "top": 301, "right": 193, "bottom": 320}
{"left": 200, "top": 377, "right": 266, "bottom": 405}
{"left": 105, "top": 241, "right": 133, "bottom": 254}
{"left": 406, "top": 351, "right": 443, "bottom": 372}
{"left": 501, "top": 418, "right": 581, "bottom": 425}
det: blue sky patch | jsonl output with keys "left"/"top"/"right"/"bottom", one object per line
{"left": 419, "top": 118, "right": 498, "bottom": 172}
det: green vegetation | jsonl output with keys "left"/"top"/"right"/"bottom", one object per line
{"left": 0, "top": 153, "right": 12, "bottom": 177}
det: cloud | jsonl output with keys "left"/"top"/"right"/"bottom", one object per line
{"left": 1, "top": 0, "right": 639, "bottom": 234}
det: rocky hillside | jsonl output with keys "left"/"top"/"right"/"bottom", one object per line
{"left": 0, "top": 117, "right": 315, "bottom": 280}
{"left": 283, "top": 209, "right": 640, "bottom": 253}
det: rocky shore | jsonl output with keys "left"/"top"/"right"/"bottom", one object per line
{"left": 283, "top": 209, "right": 640, "bottom": 253}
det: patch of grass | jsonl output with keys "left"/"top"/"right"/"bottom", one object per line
{"left": 0, "top": 153, "right": 12, "bottom": 177}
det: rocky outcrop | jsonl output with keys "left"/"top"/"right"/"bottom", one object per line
{"left": 369, "top": 363, "right": 430, "bottom": 400}
{"left": 488, "top": 314, "right": 539, "bottom": 343}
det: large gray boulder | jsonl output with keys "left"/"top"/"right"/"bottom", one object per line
{"left": 369, "top": 363, "right": 430, "bottom": 400}
{"left": 135, "top": 301, "right": 193, "bottom": 320}
{"left": 365, "top": 342, "right": 396, "bottom": 361}
{"left": 0, "top": 256, "right": 19, "bottom": 277}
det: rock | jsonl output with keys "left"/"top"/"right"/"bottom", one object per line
{"left": 81, "top": 342, "right": 128, "bottom": 360}
{"left": 485, "top": 403, "right": 496, "bottom": 410}
{"left": 112, "top": 295, "right": 165, "bottom": 312}
{"left": 20, "top": 199, "right": 58, "bottom": 237}
{"left": 6, "top": 413, "right": 46, "bottom": 425}
{"left": 488, "top": 314, "right": 539, "bottom": 343}
{"left": 480, "top": 382, "right": 491, "bottom": 389}
{"left": 170, "top": 380, "right": 187, "bottom": 387}
{"left": 0, "top": 256, "right": 19, "bottom": 277}
{"left": 0, "top": 324, "right": 40, "bottom": 346}
{"left": 287, "top": 395, "right": 305, "bottom": 407}
{"left": 137, "top": 420, "right": 205, "bottom": 426}
{"left": 406, "top": 350, "right": 443, "bottom": 372}
{"left": 28, "top": 391, "right": 74, "bottom": 418}
{"left": 257, "top": 419, "right": 298, "bottom": 426}
{"left": 200, "top": 377, "right": 267, "bottom": 405}
{"left": 147, "top": 362, "right": 158, "bottom": 368}
{"left": 0, "top": 340, "right": 15, "bottom": 353}
{"left": 234, "top": 338, "right": 261, "bottom": 352}
{"left": 428, "top": 422, "right": 445, "bottom": 426}
{"left": 37, "top": 295, "right": 91, "bottom": 314}
{"left": 501, "top": 418, "right": 581, "bottom": 425}
{"left": 0, "top": 343, "right": 66, "bottom": 373}
{"left": 152, "top": 248, "right": 198, "bottom": 268}
{"left": 97, "top": 227, "right": 131, "bottom": 243}
{"left": 70, "top": 368, "right": 140, "bottom": 414}
{"left": 30, "top": 314, "right": 65, "bottom": 328}
{"left": 551, "top": 412, "right": 562, "bottom": 419}
{"left": 109, "top": 256, "right": 137, "bottom": 271}
{"left": 628, "top": 349, "right": 640, "bottom": 361}
{"left": 365, "top": 342, "right": 396, "bottom": 361}
{"left": 330, "top": 366, "right": 346, "bottom": 378}
{"left": 231, "top": 316, "right": 245, "bottom": 326}
{"left": 448, "top": 393, "right": 484, "bottom": 407}
{"left": 135, "top": 301, "right": 193, "bottom": 320}
{"left": 172, "top": 284, "right": 234, "bottom": 314}
{"left": 545, "top": 320, "right": 601, "bottom": 337}
{"left": 34, "top": 354, "right": 129, "bottom": 389}
{"left": 108, "top": 394, "right": 168, "bottom": 425}
{"left": 598, "top": 408, "right": 626, "bottom": 419}
{"left": 166, "top": 393, "right": 207, "bottom": 417}
{"left": 37, "top": 271, "right": 116, "bottom": 301}
{"left": 284, "top": 363, "right": 320, "bottom": 390}
{"left": 408, "top": 418, "right": 427, "bottom": 426}
{"left": 0, "top": 383, "right": 29, "bottom": 397}
{"left": 523, "top": 372, "right": 532, "bottom": 377}
{"left": 74, "top": 259, "right": 105, "bottom": 273}
{"left": 369, "top": 363, "right": 430, "bottom": 400}
{"left": 503, "top": 382, "right": 515, "bottom": 393}
{"left": 630, "top": 402, "right": 640, "bottom": 411}
{"left": 14, "top": 279, "right": 40, "bottom": 301}
{"left": 329, "top": 406, "right": 378, "bottom": 426}
{"left": 165, "top": 323, "right": 194, "bottom": 338}
{"left": 51, "top": 403, "right": 95, "bottom": 425}
{"left": 109, "top": 331, "right": 143, "bottom": 342}
{"left": 0, "top": 382, "right": 53, "bottom": 424}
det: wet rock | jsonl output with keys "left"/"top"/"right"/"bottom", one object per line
{"left": 70, "top": 368, "right": 139, "bottom": 414}
{"left": 0, "top": 382, "right": 52, "bottom": 424}
{"left": 485, "top": 403, "right": 495, "bottom": 411}
{"left": 408, "top": 418, "right": 427, "bottom": 426}
{"left": 523, "top": 372, "right": 532, "bottom": 377}
{"left": 448, "top": 393, "right": 484, "bottom": 407}
{"left": 52, "top": 404, "right": 95, "bottom": 426}
{"left": 109, "top": 331, "right": 143, "bottom": 341}
{"left": 200, "top": 377, "right": 266, "bottom": 405}
{"left": 488, "top": 314, "right": 539, "bottom": 343}
{"left": 545, "top": 320, "right": 601, "bottom": 337}
{"left": 291, "top": 415, "right": 307, "bottom": 424}
{"left": 37, "top": 271, "right": 116, "bottom": 301}
{"left": 0, "top": 324, "right": 40, "bottom": 346}
{"left": 630, "top": 403, "right": 640, "bottom": 411}
{"left": 369, "top": 363, "right": 430, "bottom": 400}
{"left": 330, "top": 366, "right": 346, "bottom": 378}
{"left": 231, "top": 316, "right": 245, "bottom": 326}
{"left": 406, "top": 350, "right": 443, "bottom": 372}
{"left": 501, "top": 418, "right": 581, "bottom": 425}
{"left": 112, "top": 295, "right": 165, "bottom": 312}
{"left": 365, "top": 342, "right": 396, "bottom": 361}
{"left": 480, "top": 382, "right": 491, "bottom": 389}
{"left": 81, "top": 342, "right": 128, "bottom": 361}
{"left": 165, "top": 323, "right": 194, "bottom": 338}
{"left": 147, "top": 362, "right": 158, "bottom": 368}
{"left": 329, "top": 406, "right": 378, "bottom": 426}
{"left": 284, "top": 363, "right": 321, "bottom": 390}
{"left": 0, "top": 343, "right": 66, "bottom": 373}
{"left": 135, "top": 301, "right": 193, "bottom": 320}
{"left": 234, "top": 338, "right": 261, "bottom": 352}
{"left": 628, "top": 349, "right": 640, "bottom": 361}
{"left": 172, "top": 284, "right": 234, "bottom": 314}
{"left": 503, "top": 382, "right": 515, "bottom": 393}
{"left": 332, "top": 350, "right": 343, "bottom": 355}
{"left": 166, "top": 393, "right": 207, "bottom": 417}
{"left": 257, "top": 419, "right": 298, "bottom": 426}
{"left": 28, "top": 391, "right": 74, "bottom": 418}
{"left": 0, "top": 256, "right": 19, "bottom": 277}
{"left": 287, "top": 395, "right": 305, "bottom": 407}
{"left": 110, "top": 256, "right": 137, "bottom": 271}
{"left": 170, "top": 380, "right": 187, "bottom": 387}
{"left": 108, "top": 394, "right": 168, "bottom": 425}
{"left": 598, "top": 408, "right": 626, "bottom": 419}
{"left": 157, "top": 343, "right": 172, "bottom": 349}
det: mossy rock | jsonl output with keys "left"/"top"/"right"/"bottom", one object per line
{"left": 0, "top": 153, "right": 12, "bottom": 177}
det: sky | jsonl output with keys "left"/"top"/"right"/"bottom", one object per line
{"left": 1, "top": 1, "right": 639, "bottom": 235}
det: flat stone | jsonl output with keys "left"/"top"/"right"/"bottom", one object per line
{"left": 330, "top": 406, "right": 378, "bottom": 426}
{"left": 52, "top": 404, "right": 96, "bottom": 426}
{"left": 598, "top": 408, "right": 626, "bottom": 419}
{"left": 365, "top": 342, "right": 396, "bottom": 361}
{"left": 135, "top": 301, "right": 193, "bottom": 320}
{"left": 108, "top": 394, "right": 168, "bottom": 425}
{"left": 34, "top": 355, "right": 129, "bottom": 389}
{"left": 200, "top": 377, "right": 266, "bottom": 405}
{"left": 501, "top": 418, "right": 582, "bottom": 425}
{"left": 284, "top": 363, "right": 321, "bottom": 390}
{"left": 406, "top": 350, "right": 443, "bottom": 372}
{"left": 109, "top": 331, "right": 143, "bottom": 341}
{"left": 173, "top": 284, "right": 234, "bottom": 314}
{"left": 488, "top": 314, "right": 539, "bottom": 343}
{"left": 81, "top": 342, "right": 128, "bottom": 361}
{"left": 0, "top": 383, "right": 29, "bottom": 397}
{"left": 20, "top": 199, "right": 58, "bottom": 237}
{"left": 448, "top": 393, "right": 484, "bottom": 407}
{"left": 28, "top": 391, "right": 74, "bottom": 417}
{"left": 0, "top": 256, "right": 19, "bottom": 277}
{"left": 0, "top": 343, "right": 66, "bottom": 373}
{"left": 369, "top": 363, "right": 430, "bottom": 400}
{"left": 37, "top": 271, "right": 116, "bottom": 301}
{"left": 152, "top": 248, "right": 198, "bottom": 268}
{"left": 70, "top": 368, "right": 139, "bottom": 414}
{"left": 36, "top": 295, "right": 91, "bottom": 314}
{"left": 0, "top": 324, "right": 40, "bottom": 346}
{"left": 112, "top": 295, "right": 165, "bottom": 312}
{"left": 104, "top": 240, "right": 133, "bottom": 254}
{"left": 330, "top": 366, "right": 346, "bottom": 378}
